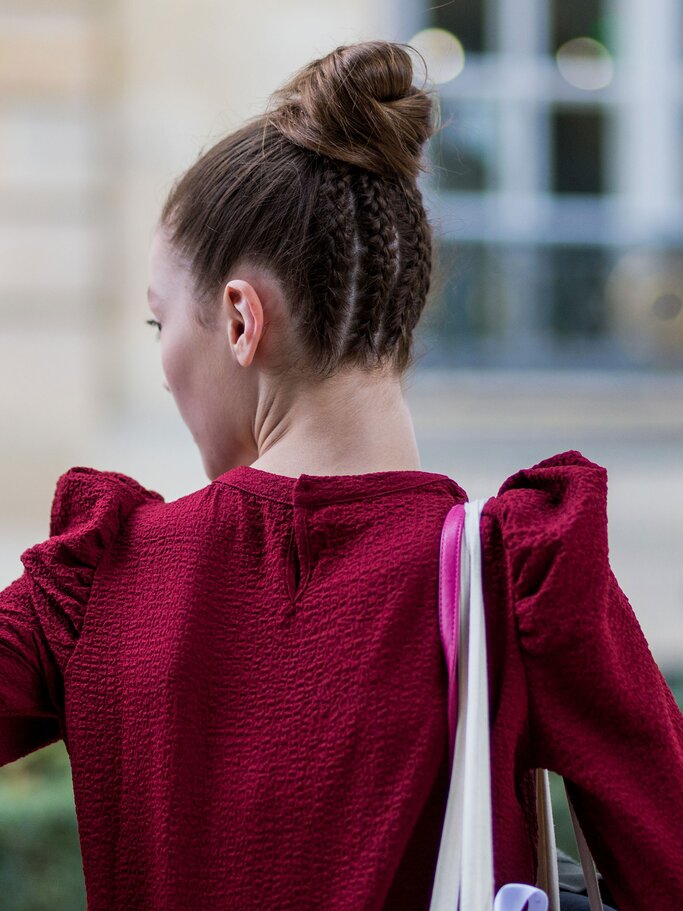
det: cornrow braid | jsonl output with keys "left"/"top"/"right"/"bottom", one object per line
{"left": 303, "top": 159, "right": 357, "bottom": 378}
{"left": 379, "top": 177, "right": 432, "bottom": 370}
{"left": 159, "top": 42, "right": 442, "bottom": 381}
{"left": 340, "top": 169, "right": 400, "bottom": 367}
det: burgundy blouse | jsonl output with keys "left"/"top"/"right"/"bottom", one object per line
{"left": 0, "top": 449, "right": 681, "bottom": 910}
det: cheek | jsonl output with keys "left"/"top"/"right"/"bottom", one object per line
{"left": 160, "top": 329, "right": 197, "bottom": 400}
{"left": 160, "top": 326, "right": 225, "bottom": 439}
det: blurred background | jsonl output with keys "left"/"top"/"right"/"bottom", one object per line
{"left": 0, "top": 0, "right": 681, "bottom": 908}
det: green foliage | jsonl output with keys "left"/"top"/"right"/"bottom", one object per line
{"left": 0, "top": 742, "right": 85, "bottom": 911}
{"left": 667, "top": 674, "right": 683, "bottom": 712}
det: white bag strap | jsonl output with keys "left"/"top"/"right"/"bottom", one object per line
{"left": 430, "top": 498, "right": 605, "bottom": 911}
{"left": 459, "top": 498, "right": 495, "bottom": 907}
{"left": 430, "top": 497, "right": 497, "bottom": 910}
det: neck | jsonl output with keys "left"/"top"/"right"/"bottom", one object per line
{"left": 248, "top": 365, "right": 422, "bottom": 477}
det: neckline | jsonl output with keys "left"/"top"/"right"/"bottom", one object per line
{"left": 214, "top": 464, "right": 468, "bottom": 506}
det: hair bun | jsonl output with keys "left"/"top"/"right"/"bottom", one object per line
{"left": 266, "top": 40, "right": 439, "bottom": 180}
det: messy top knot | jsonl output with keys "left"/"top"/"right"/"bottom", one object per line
{"left": 159, "top": 40, "right": 441, "bottom": 380}
{"left": 266, "top": 41, "right": 439, "bottom": 181}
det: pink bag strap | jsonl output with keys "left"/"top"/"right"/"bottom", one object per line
{"left": 438, "top": 503, "right": 466, "bottom": 767}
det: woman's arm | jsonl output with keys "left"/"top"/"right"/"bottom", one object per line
{"left": 519, "top": 561, "right": 683, "bottom": 910}
{"left": 0, "top": 465, "right": 165, "bottom": 766}
{"left": 0, "top": 572, "right": 64, "bottom": 764}
{"left": 494, "top": 449, "right": 683, "bottom": 911}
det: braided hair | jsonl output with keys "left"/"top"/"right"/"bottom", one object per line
{"left": 158, "top": 39, "right": 443, "bottom": 379}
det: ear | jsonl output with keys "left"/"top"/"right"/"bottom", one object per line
{"left": 223, "top": 280, "right": 264, "bottom": 367}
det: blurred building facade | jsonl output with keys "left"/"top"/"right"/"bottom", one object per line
{"left": 409, "top": 0, "right": 683, "bottom": 369}
{"left": 0, "top": 0, "right": 386, "bottom": 511}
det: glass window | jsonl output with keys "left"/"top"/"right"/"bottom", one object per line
{"left": 428, "top": 0, "right": 486, "bottom": 54}
{"left": 539, "top": 244, "right": 612, "bottom": 337}
{"left": 550, "top": 107, "right": 606, "bottom": 195}
{"left": 430, "top": 100, "right": 498, "bottom": 192}
{"left": 422, "top": 241, "right": 505, "bottom": 344}
{"left": 551, "top": 0, "right": 615, "bottom": 54}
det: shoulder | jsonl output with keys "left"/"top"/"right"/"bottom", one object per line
{"left": 14, "top": 467, "right": 165, "bottom": 673}
{"left": 483, "top": 449, "right": 610, "bottom": 654}
{"left": 484, "top": 448, "right": 608, "bottom": 552}
{"left": 488, "top": 447, "right": 607, "bottom": 520}
{"left": 48, "top": 465, "right": 164, "bottom": 534}
{"left": 22, "top": 465, "right": 165, "bottom": 576}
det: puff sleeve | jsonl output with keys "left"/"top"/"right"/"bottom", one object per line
{"left": 0, "top": 466, "right": 164, "bottom": 766}
{"left": 491, "top": 449, "right": 683, "bottom": 910}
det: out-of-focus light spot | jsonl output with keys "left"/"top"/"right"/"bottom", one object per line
{"left": 556, "top": 37, "right": 614, "bottom": 90}
{"left": 407, "top": 28, "right": 465, "bottom": 86}
{"left": 653, "top": 293, "right": 682, "bottom": 321}
{"left": 606, "top": 249, "right": 683, "bottom": 363}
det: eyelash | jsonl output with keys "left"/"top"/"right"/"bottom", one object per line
{"left": 145, "top": 318, "right": 161, "bottom": 339}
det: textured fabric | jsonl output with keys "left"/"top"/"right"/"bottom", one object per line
{"left": 0, "top": 450, "right": 681, "bottom": 910}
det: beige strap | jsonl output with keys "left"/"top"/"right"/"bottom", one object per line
{"left": 535, "top": 768, "right": 604, "bottom": 911}
{"left": 566, "top": 780, "right": 604, "bottom": 911}
{"left": 535, "top": 768, "right": 561, "bottom": 910}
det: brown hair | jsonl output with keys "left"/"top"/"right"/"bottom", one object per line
{"left": 158, "top": 40, "right": 443, "bottom": 380}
